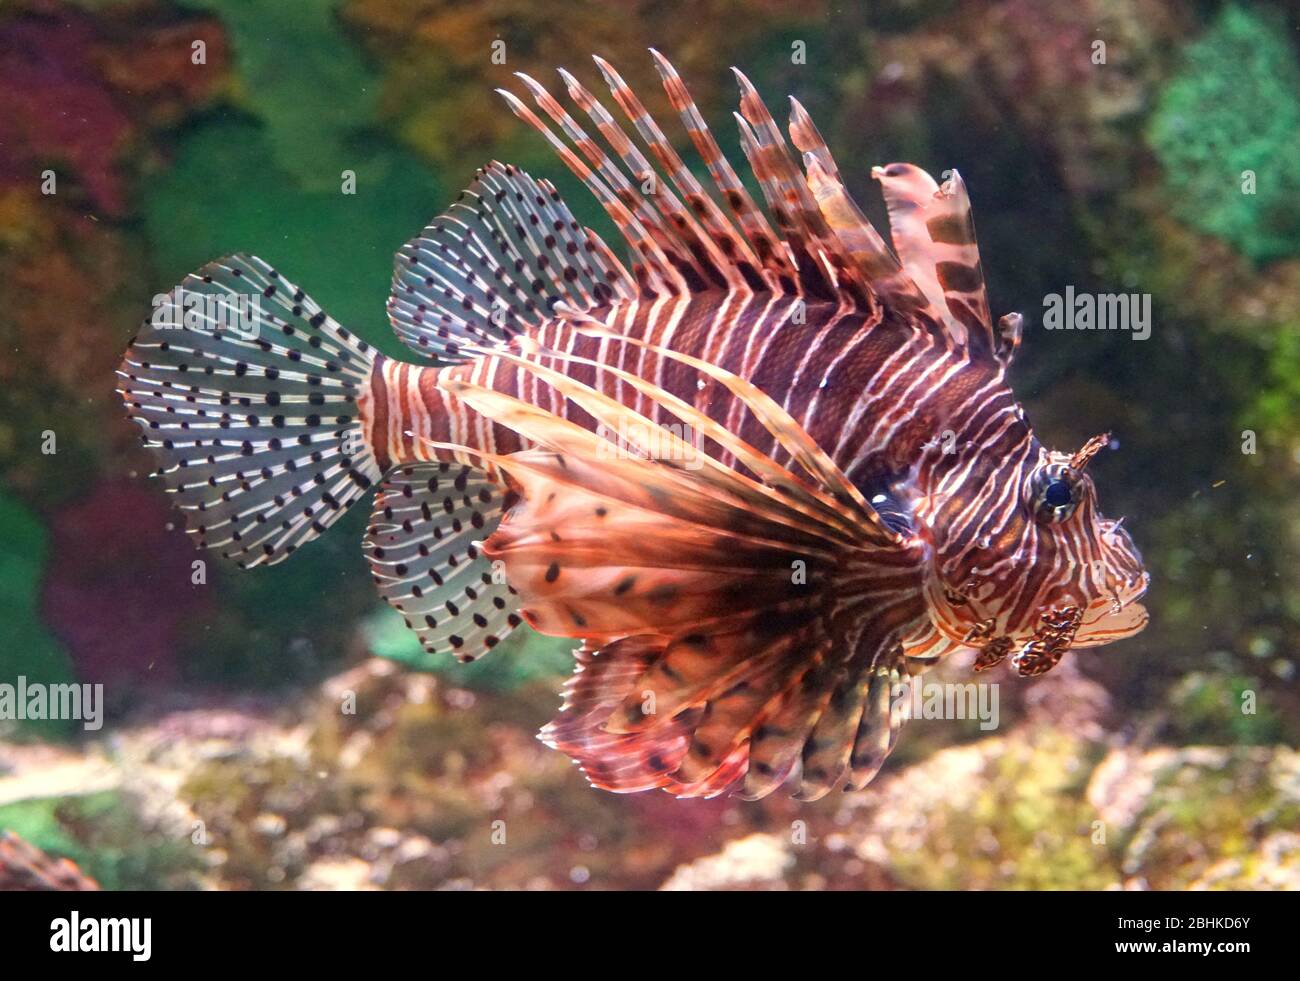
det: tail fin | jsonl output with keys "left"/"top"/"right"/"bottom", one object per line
{"left": 117, "top": 254, "right": 382, "bottom": 568}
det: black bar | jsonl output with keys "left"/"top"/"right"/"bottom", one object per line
{"left": 0, "top": 888, "right": 1286, "bottom": 966}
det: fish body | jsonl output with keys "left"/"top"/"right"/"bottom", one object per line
{"left": 370, "top": 296, "right": 971, "bottom": 496}
{"left": 118, "top": 54, "right": 1148, "bottom": 799}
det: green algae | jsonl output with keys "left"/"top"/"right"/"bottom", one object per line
{"left": 364, "top": 605, "right": 573, "bottom": 691}
{"left": 1163, "top": 671, "right": 1284, "bottom": 747}
{"left": 881, "top": 730, "right": 1120, "bottom": 890}
{"left": 0, "top": 492, "right": 77, "bottom": 740}
{"left": 143, "top": 114, "right": 438, "bottom": 355}
{"left": 1119, "top": 748, "right": 1300, "bottom": 889}
{"left": 1249, "top": 316, "right": 1300, "bottom": 446}
{"left": 177, "top": 0, "right": 378, "bottom": 191}
{"left": 1147, "top": 5, "right": 1300, "bottom": 264}
{"left": 862, "top": 730, "right": 1300, "bottom": 891}
{"left": 0, "top": 792, "right": 202, "bottom": 890}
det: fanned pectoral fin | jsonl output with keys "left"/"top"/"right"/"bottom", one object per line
{"left": 474, "top": 446, "right": 840, "bottom": 643}
{"left": 540, "top": 638, "right": 697, "bottom": 794}
{"left": 848, "top": 656, "right": 913, "bottom": 790}
{"left": 427, "top": 340, "right": 924, "bottom": 799}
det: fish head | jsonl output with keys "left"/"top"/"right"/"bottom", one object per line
{"left": 921, "top": 432, "right": 1150, "bottom": 676}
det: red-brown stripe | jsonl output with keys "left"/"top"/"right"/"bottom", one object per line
{"left": 368, "top": 354, "right": 391, "bottom": 471}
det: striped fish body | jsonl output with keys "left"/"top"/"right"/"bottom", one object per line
{"left": 119, "top": 54, "right": 1148, "bottom": 800}
{"left": 366, "top": 298, "right": 1004, "bottom": 490}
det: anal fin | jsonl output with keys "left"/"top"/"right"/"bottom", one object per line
{"left": 364, "top": 462, "right": 522, "bottom": 662}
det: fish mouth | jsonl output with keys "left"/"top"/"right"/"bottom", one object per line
{"left": 1072, "top": 570, "right": 1150, "bottom": 648}
{"left": 969, "top": 571, "right": 1150, "bottom": 676}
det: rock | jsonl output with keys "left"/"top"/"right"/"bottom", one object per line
{"left": 661, "top": 833, "right": 794, "bottom": 891}
{"left": 297, "top": 857, "right": 377, "bottom": 892}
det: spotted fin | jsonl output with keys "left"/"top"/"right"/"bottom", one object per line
{"left": 478, "top": 443, "right": 911, "bottom": 798}
{"left": 117, "top": 255, "right": 381, "bottom": 567}
{"left": 387, "top": 161, "right": 635, "bottom": 363}
{"left": 364, "top": 462, "right": 522, "bottom": 662}
{"left": 740, "top": 655, "right": 838, "bottom": 800}
{"left": 847, "top": 655, "right": 913, "bottom": 790}
{"left": 541, "top": 638, "right": 698, "bottom": 794}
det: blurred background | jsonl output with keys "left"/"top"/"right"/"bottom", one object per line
{"left": 0, "top": 0, "right": 1297, "bottom": 890}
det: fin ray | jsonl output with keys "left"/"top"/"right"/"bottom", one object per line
{"left": 118, "top": 254, "right": 381, "bottom": 568}
{"left": 388, "top": 161, "right": 634, "bottom": 362}
{"left": 364, "top": 463, "right": 522, "bottom": 661}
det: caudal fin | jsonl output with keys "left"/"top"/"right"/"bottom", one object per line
{"left": 117, "top": 254, "right": 382, "bottom": 567}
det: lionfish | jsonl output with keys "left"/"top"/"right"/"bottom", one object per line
{"left": 118, "top": 53, "right": 1149, "bottom": 800}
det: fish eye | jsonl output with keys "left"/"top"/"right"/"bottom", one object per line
{"left": 1044, "top": 479, "right": 1073, "bottom": 508}
{"left": 1032, "top": 468, "right": 1079, "bottom": 521}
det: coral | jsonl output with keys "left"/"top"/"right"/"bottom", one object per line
{"left": 1099, "top": 744, "right": 1300, "bottom": 889}
{"left": 0, "top": 0, "right": 228, "bottom": 214}
{"left": 851, "top": 728, "right": 1116, "bottom": 889}
{"left": 0, "top": 6, "right": 135, "bottom": 216}
{"left": 162, "top": 659, "right": 746, "bottom": 889}
{"left": 40, "top": 480, "right": 213, "bottom": 691}
{"left": 669, "top": 733, "right": 1300, "bottom": 891}
{"left": 4, "top": 657, "right": 1296, "bottom": 890}
{"left": 1147, "top": 5, "right": 1300, "bottom": 264}
{"left": 0, "top": 183, "right": 149, "bottom": 505}
{"left": 660, "top": 833, "right": 794, "bottom": 891}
